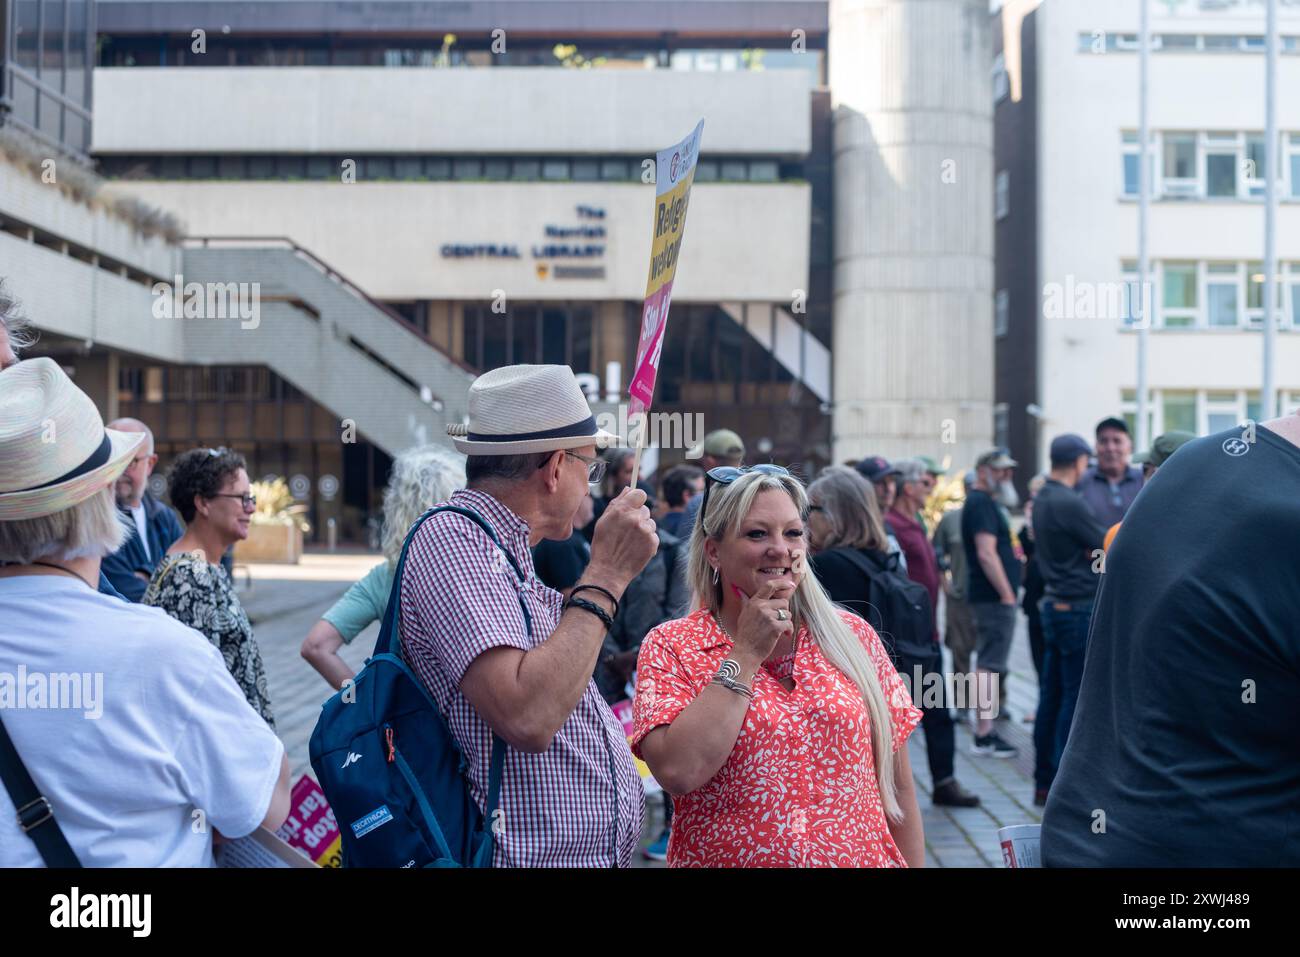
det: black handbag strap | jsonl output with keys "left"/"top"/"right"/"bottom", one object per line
{"left": 0, "top": 713, "right": 81, "bottom": 868}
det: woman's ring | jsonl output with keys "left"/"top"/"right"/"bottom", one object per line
{"left": 776, "top": 609, "right": 788, "bottom": 621}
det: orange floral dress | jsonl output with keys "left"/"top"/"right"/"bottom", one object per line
{"left": 631, "top": 607, "right": 922, "bottom": 868}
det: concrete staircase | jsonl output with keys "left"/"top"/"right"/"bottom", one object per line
{"left": 179, "top": 238, "right": 475, "bottom": 455}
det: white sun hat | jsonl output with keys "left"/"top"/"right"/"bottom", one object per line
{"left": 446, "top": 364, "right": 620, "bottom": 456}
{"left": 0, "top": 357, "right": 146, "bottom": 521}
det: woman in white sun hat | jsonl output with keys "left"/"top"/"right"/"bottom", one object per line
{"left": 0, "top": 357, "right": 290, "bottom": 867}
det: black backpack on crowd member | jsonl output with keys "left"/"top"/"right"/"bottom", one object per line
{"left": 833, "top": 547, "right": 936, "bottom": 665}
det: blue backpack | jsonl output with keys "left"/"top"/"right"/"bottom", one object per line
{"left": 309, "top": 505, "right": 527, "bottom": 867}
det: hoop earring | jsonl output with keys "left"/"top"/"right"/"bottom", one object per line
{"left": 711, "top": 566, "right": 720, "bottom": 586}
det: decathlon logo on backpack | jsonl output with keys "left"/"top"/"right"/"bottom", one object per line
{"left": 350, "top": 805, "right": 394, "bottom": 839}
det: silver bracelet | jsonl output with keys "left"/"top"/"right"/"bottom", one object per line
{"left": 710, "top": 658, "right": 753, "bottom": 699}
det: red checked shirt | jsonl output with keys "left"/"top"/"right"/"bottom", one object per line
{"left": 631, "top": 608, "right": 922, "bottom": 868}
{"left": 399, "top": 489, "right": 644, "bottom": 867}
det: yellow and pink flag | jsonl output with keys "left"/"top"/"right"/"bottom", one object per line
{"left": 628, "top": 120, "right": 705, "bottom": 441}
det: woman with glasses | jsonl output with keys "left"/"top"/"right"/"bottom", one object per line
{"left": 631, "top": 465, "right": 925, "bottom": 867}
{"left": 144, "top": 448, "right": 275, "bottom": 727}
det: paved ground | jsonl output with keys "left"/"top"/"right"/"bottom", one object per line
{"left": 243, "top": 553, "right": 1042, "bottom": 867}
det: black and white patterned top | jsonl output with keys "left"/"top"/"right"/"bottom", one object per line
{"left": 143, "top": 551, "right": 276, "bottom": 729}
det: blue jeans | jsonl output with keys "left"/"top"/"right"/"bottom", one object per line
{"left": 1033, "top": 597, "right": 1094, "bottom": 791}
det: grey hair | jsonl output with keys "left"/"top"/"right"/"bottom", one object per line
{"left": 381, "top": 444, "right": 467, "bottom": 566}
{"left": 464, "top": 451, "right": 552, "bottom": 488}
{"left": 0, "top": 486, "right": 129, "bottom": 564}
{"left": 0, "top": 279, "right": 36, "bottom": 355}
{"left": 687, "top": 470, "right": 904, "bottom": 821}
{"left": 807, "top": 466, "right": 891, "bottom": 554}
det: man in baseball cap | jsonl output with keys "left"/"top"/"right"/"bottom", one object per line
{"left": 679, "top": 429, "right": 746, "bottom": 538}
{"left": 855, "top": 455, "right": 902, "bottom": 512}
{"left": 1029, "top": 434, "right": 1108, "bottom": 804}
{"left": 1079, "top": 416, "right": 1143, "bottom": 527}
{"left": 1132, "top": 430, "right": 1195, "bottom": 480}
{"left": 1101, "top": 430, "right": 1196, "bottom": 553}
{"left": 962, "top": 447, "right": 1022, "bottom": 757}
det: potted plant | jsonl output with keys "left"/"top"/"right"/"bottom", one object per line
{"left": 233, "top": 478, "right": 311, "bottom": 564}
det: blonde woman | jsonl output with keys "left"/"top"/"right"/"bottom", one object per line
{"left": 631, "top": 466, "right": 925, "bottom": 867}
{"left": 301, "top": 445, "right": 465, "bottom": 689}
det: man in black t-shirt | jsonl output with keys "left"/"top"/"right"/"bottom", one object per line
{"left": 961, "top": 448, "right": 1022, "bottom": 758}
{"left": 1042, "top": 414, "right": 1300, "bottom": 866}
{"left": 1030, "top": 434, "right": 1107, "bottom": 805}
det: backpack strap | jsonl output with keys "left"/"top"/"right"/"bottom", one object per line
{"left": 376, "top": 502, "right": 526, "bottom": 864}
{"left": 0, "top": 714, "right": 82, "bottom": 868}
{"left": 375, "top": 504, "right": 532, "bottom": 658}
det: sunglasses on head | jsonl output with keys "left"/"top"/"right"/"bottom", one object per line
{"left": 699, "top": 464, "right": 791, "bottom": 526}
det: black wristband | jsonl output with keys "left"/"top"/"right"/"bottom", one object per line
{"left": 565, "top": 595, "right": 615, "bottom": 631}
{"left": 569, "top": 583, "right": 619, "bottom": 618}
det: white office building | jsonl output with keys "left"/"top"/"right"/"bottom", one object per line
{"left": 995, "top": 0, "right": 1300, "bottom": 481}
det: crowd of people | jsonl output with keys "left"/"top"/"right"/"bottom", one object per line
{"left": 3, "top": 292, "right": 1298, "bottom": 866}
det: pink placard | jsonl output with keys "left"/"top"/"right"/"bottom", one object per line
{"left": 275, "top": 774, "right": 341, "bottom": 865}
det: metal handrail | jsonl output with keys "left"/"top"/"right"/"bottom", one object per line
{"left": 181, "top": 234, "right": 478, "bottom": 374}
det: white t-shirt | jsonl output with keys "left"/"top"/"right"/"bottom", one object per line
{"left": 129, "top": 502, "right": 150, "bottom": 561}
{"left": 0, "top": 575, "right": 284, "bottom": 867}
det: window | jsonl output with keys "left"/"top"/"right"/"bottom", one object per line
{"left": 1162, "top": 263, "right": 1197, "bottom": 327}
{"left": 1162, "top": 134, "right": 1197, "bottom": 195}
{"left": 1290, "top": 263, "right": 1300, "bottom": 328}
{"left": 366, "top": 156, "right": 394, "bottom": 179}
{"left": 573, "top": 160, "right": 599, "bottom": 181}
{"left": 1203, "top": 35, "right": 1241, "bottom": 52}
{"left": 1245, "top": 135, "right": 1266, "bottom": 197}
{"left": 994, "top": 403, "right": 1009, "bottom": 450}
{"left": 1246, "top": 263, "right": 1284, "bottom": 328}
{"left": 542, "top": 160, "right": 569, "bottom": 181}
{"left": 721, "top": 160, "right": 747, "bottom": 181}
{"left": 995, "top": 289, "right": 1010, "bottom": 338}
{"left": 1120, "top": 388, "right": 1155, "bottom": 441}
{"left": 1246, "top": 392, "right": 1263, "bottom": 425}
{"left": 599, "top": 159, "right": 629, "bottom": 181}
{"left": 1206, "top": 263, "right": 1240, "bottom": 327}
{"left": 510, "top": 159, "right": 540, "bottom": 181}
{"left": 483, "top": 158, "right": 510, "bottom": 180}
{"left": 248, "top": 156, "right": 275, "bottom": 179}
{"left": 424, "top": 158, "right": 451, "bottom": 180}
{"left": 1205, "top": 391, "right": 1240, "bottom": 433}
{"left": 695, "top": 161, "right": 719, "bottom": 182}
{"left": 1206, "top": 148, "right": 1238, "bottom": 197}
{"left": 749, "top": 161, "right": 779, "bottom": 183}
{"left": 1162, "top": 392, "right": 1197, "bottom": 434}
{"left": 1120, "top": 259, "right": 1146, "bottom": 326}
{"left": 453, "top": 158, "right": 483, "bottom": 180}
{"left": 996, "top": 170, "right": 1010, "bottom": 220}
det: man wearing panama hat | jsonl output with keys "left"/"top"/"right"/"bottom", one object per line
{"left": 400, "top": 364, "right": 660, "bottom": 866}
{"left": 0, "top": 358, "right": 290, "bottom": 866}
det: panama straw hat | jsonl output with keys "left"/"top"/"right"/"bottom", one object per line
{"left": 446, "top": 364, "right": 619, "bottom": 456}
{"left": 0, "top": 357, "right": 146, "bottom": 521}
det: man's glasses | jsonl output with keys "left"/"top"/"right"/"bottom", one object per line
{"left": 539, "top": 450, "right": 607, "bottom": 485}
{"left": 212, "top": 493, "right": 257, "bottom": 509}
{"left": 699, "top": 464, "right": 791, "bottom": 527}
